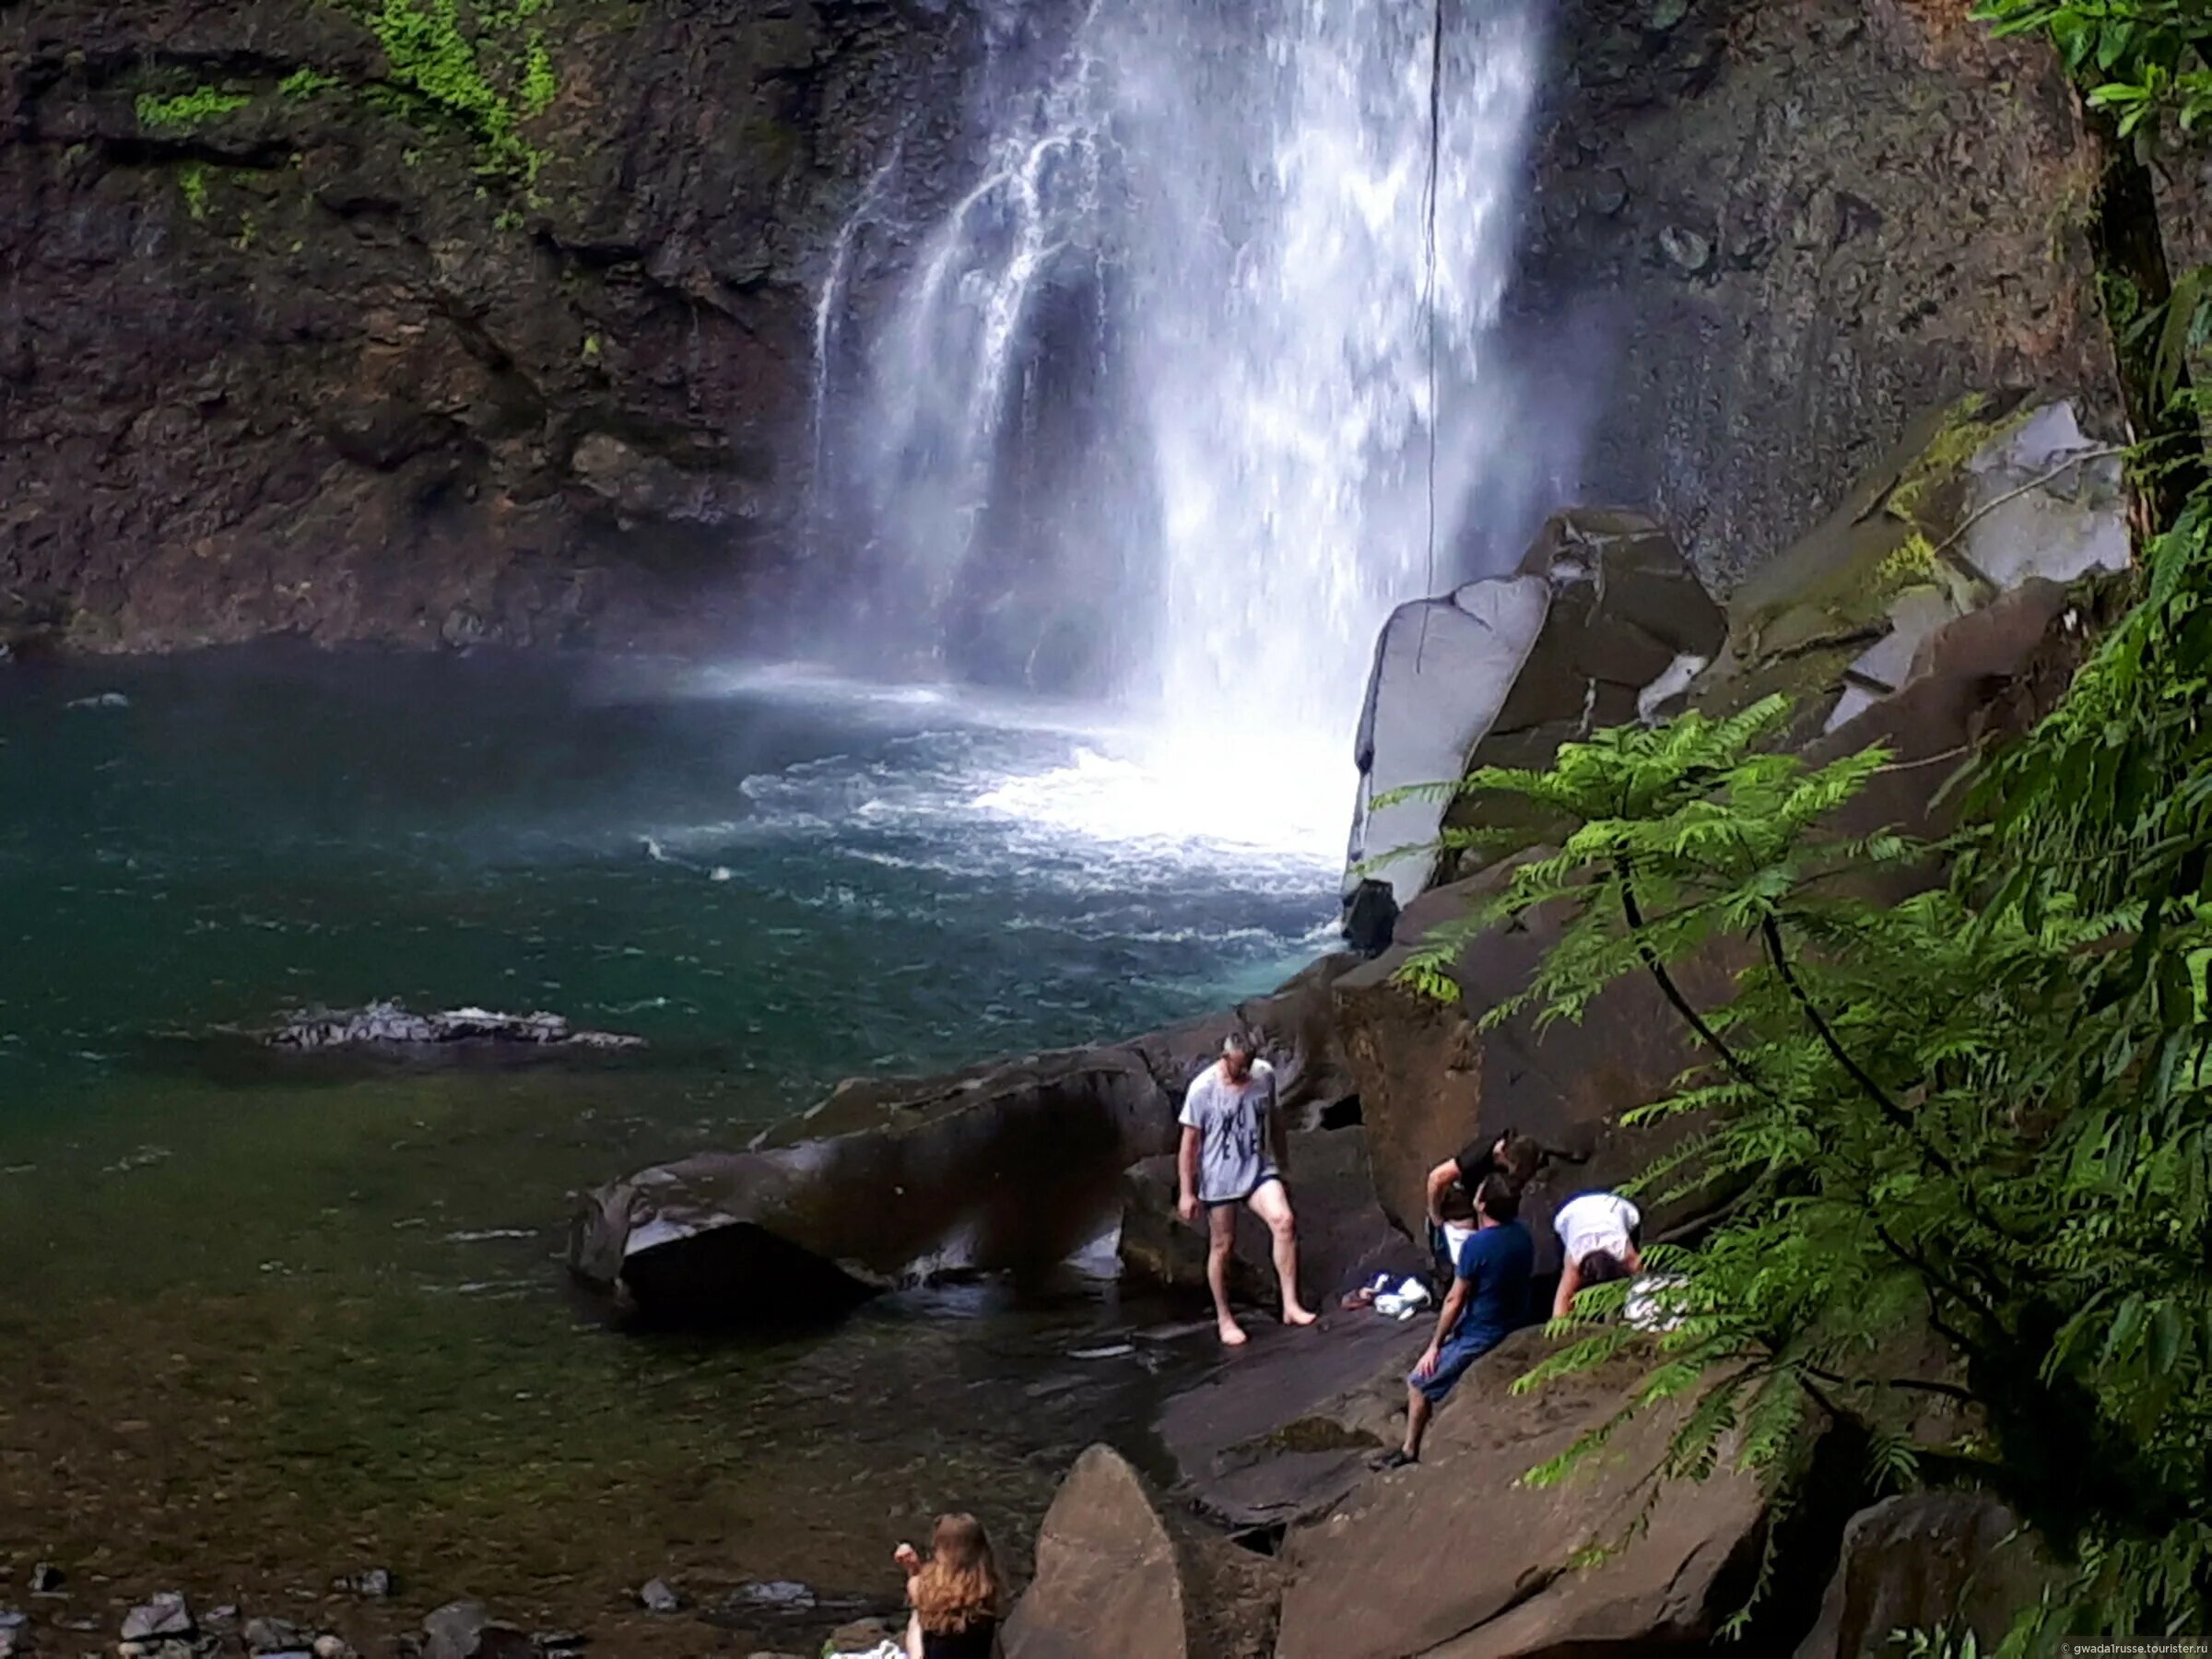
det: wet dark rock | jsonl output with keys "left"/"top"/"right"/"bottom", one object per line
{"left": 635, "top": 1580, "right": 680, "bottom": 1615}
{"left": 1338, "top": 878, "right": 1398, "bottom": 958}
{"left": 120, "top": 1594, "right": 193, "bottom": 1642}
{"left": 1794, "top": 1493, "right": 2053, "bottom": 1659}
{"left": 3, "top": 1, "right": 987, "bottom": 657}
{"left": 266, "top": 1000, "right": 643, "bottom": 1054}
{"left": 571, "top": 959, "right": 1360, "bottom": 1323}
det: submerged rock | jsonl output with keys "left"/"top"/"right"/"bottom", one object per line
{"left": 636, "top": 1580, "right": 680, "bottom": 1615}
{"left": 265, "top": 1000, "right": 643, "bottom": 1054}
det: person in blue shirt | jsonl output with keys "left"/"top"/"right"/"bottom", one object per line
{"left": 1371, "top": 1172, "right": 1535, "bottom": 1469}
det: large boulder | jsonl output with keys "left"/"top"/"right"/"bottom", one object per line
{"left": 1697, "top": 395, "right": 2127, "bottom": 741}
{"left": 1794, "top": 1492, "right": 2053, "bottom": 1659}
{"left": 1003, "top": 1445, "right": 1278, "bottom": 1659}
{"left": 569, "top": 957, "right": 1362, "bottom": 1320}
{"left": 1273, "top": 1331, "right": 1777, "bottom": 1659}
{"left": 1117, "top": 1125, "right": 1410, "bottom": 1312}
{"left": 1337, "top": 399, "right": 2126, "bottom": 1255}
{"left": 1346, "top": 509, "right": 1724, "bottom": 905}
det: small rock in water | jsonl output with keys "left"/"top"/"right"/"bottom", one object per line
{"left": 244, "top": 1617, "right": 308, "bottom": 1653}
{"left": 533, "top": 1631, "right": 587, "bottom": 1654}
{"left": 733, "top": 1581, "right": 814, "bottom": 1610}
{"left": 1656, "top": 224, "right": 1714, "bottom": 276}
{"left": 120, "top": 1593, "right": 192, "bottom": 1642}
{"left": 312, "top": 1636, "right": 350, "bottom": 1659}
{"left": 637, "top": 1579, "right": 680, "bottom": 1615}
{"left": 331, "top": 1568, "right": 392, "bottom": 1599}
{"left": 420, "top": 1601, "right": 489, "bottom": 1659}
{"left": 29, "top": 1564, "right": 63, "bottom": 1594}
{"left": 65, "top": 690, "right": 130, "bottom": 710}
{"left": 1068, "top": 1342, "right": 1135, "bottom": 1359}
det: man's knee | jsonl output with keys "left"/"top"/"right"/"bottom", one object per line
{"left": 1266, "top": 1208, "right": 1296, "bottom": 1241}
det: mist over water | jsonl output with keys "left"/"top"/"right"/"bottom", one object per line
{"left": 818, "top": 0, "right": 1544, "bottom": 842}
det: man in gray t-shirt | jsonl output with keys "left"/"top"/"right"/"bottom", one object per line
{"left": 1176, "top": 1030, "right": 1319, "bottom": 1346}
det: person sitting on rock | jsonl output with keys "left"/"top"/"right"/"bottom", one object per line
{"left": 893, "top": 1512, "right": 1004, "bottom": 1659}
{"left": 1175, "top": 1030, "right": 1321, "bottom": 1346}
{"left": 1373, "top": 1172, "right": 1534, "bottom": 1469}
{"left": 1421, "top": 1128, "right": 1555, "bottom": 1290}
{"left": 1549, "top": 1189, "right": 1644, "bottom": 1321}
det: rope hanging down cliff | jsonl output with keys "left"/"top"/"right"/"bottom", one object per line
{"left": 1417, "top": 0, "right": 1446, "bottom": 670}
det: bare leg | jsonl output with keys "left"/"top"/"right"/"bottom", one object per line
{"left": 1249, "top": 1179, "right": 1317, "bottom": 1326}
{"left": 1206, "top": 1203, "right": 1249, "bottom": 1346}
{"left": 1402, "top": 1385, "right": 1433, "bottom": 1459}
{"left": 905, "top": 1610, "right": 924, "bottom": 1659}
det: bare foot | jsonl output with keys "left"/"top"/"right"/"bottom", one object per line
{"left": 1218, "top": 1317, "right": 1250, "bottom": 1347}
{"left": 1284, "top": 1304, "right": 1319, "bottom": 1328}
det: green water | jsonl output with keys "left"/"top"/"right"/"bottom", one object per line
{"left": 0, "top": 648, "right": 1339, "bottom": 1645}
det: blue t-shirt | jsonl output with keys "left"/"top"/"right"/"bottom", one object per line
{"left": 1451, "top": 1218, "right": 1534, "bottom": 1349}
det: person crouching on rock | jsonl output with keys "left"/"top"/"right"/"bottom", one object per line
{"left": 1373, "top": 1173, "right": 1534, "bottom": 1470}
{"left": 1176, "top": 1030, "right": 1320, "bottom": 1346}
{"left": 893, "top": 1512, "right": 1004, "bottom": 1659}
{"left": 1549, "top": 1188, "right": 1643, "bottom": 1321}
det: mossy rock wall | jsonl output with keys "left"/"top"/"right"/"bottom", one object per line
{"left": 0, "top": 0, "right": 996, "bottom": 653}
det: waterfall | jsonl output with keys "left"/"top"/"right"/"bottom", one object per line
{"left": 818, "top": 0, "right": 1544, "bottom": 832}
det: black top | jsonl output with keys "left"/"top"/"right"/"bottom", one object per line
{"left": 922, "top": 1615, "right": 999, "bottom": 1659}
{"left": 1438, "top": 1136, "right": 1500, "bottom": 1224}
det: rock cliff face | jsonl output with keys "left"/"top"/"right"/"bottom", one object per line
{"left": 0, "top": 0, "right": 984, "bottom": 653}
{"left": 1516, "top": 0, "right": 2121, "bottom": 594}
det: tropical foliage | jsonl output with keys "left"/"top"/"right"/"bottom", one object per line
{"left": 1382, "top": 471, "right": 2211, "bottom": 1644}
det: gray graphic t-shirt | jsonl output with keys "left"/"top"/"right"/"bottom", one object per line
{"left": 1180, "top": 1059, "right": 1279, "bottom": 1203}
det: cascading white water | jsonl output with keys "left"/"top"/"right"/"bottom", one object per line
{"left": 824, "top": 0, "right": 1543, "bottom": 850}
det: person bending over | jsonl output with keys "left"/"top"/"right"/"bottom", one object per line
{"left": 1176, "top": 1030, "right": 1320, "bottom": 1346}
{"left": 1373, "top": 1172, "right": 1533, "bottom": 1469}
{"left": 893, "top": 1512, "right": 1004, "bottom": 1659}
{"left": 1422, "top": 1128, "right": 1554, "bottom": 1288}
{"left": 1550, "top": 1189, "right": 1643, "bottom": 1320}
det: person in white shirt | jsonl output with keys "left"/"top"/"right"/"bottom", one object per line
{"left": 1550, "top": 1190, "right": 1643, "bottom": 1320}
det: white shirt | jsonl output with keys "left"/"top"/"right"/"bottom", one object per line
{"left": 1555, "top": 1192, "right": 1640, "bottom": 1265}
